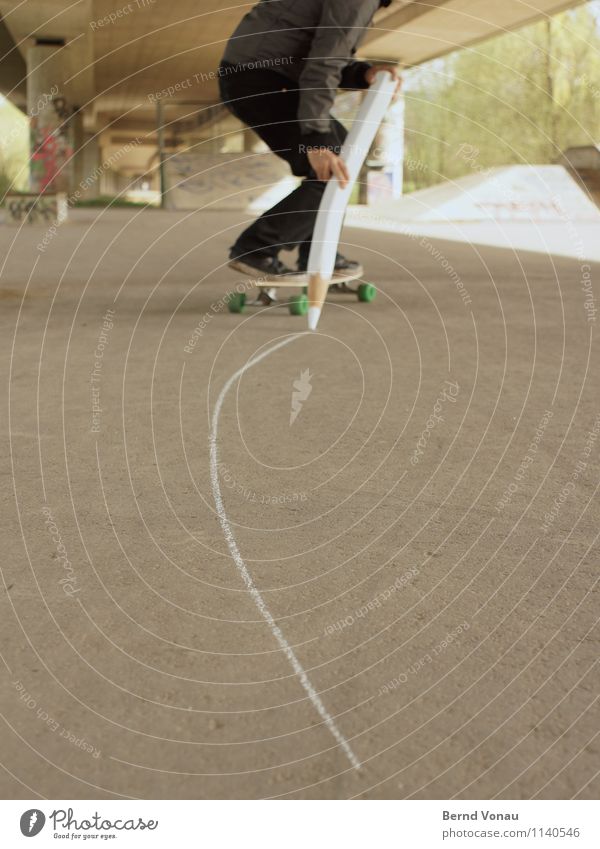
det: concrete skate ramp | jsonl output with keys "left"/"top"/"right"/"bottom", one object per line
{"left": 559, "top": 146, "right": 600, "bottom": 208}
{"left": 349, "top": 165, "right": 600, "bottom": 225}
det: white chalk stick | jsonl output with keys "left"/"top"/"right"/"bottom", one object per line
{"left": 306, "top": 72, "right": 397, "bottom": 330}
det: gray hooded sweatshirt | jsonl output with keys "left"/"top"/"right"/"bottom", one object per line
{"left": 222, "top": 0, "right": 391, "bottom": 148}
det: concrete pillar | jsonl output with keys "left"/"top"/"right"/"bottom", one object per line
{"left": 71, "top": 108, "right": 86, "bottom": 192}
{"left": 27, "top": 43, "right": 74, "bottom": 194}
{"left": 72, "top": 130, "right": 102, "bottom": 201}
{"left": 370, "top": 88, "right": 405, "bottom": 202}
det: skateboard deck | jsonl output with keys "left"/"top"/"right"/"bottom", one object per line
{"left": 228, "top": 261, "right": 362, "bottom": 288}
{"left": 226, "top": 264, "right": 376, "bottom": 316}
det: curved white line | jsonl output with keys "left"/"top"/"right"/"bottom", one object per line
{"left": 208, "top": 334, "right": 361, "bottom": 770}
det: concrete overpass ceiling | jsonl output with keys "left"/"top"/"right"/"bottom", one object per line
{"left": 91, "top": 1, "right": 244, "bottom": 109}
{"left": 0, "top": 14, "right": 26, "bottom": 105}
{"left": 0, "top": 0, "right": 94, "bottom": 107}
{"left": 368, "top": 0, "right": 589, "bottom": 65}
{"left": 0, "top": 0, "right": 590, "bottom": 122}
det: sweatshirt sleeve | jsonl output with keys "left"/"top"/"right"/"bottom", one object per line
{"left": 298, "top": 0, "right": 379, "bottom": 149}
{"left": 340, "top": 60, "right": 373, "bottom": 90}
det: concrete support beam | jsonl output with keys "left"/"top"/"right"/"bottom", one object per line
{"left": 371, "top": 0, "right": 453, "bottom": 35}
{"left": 71, "top": 107, "right": 86, "bottom": 191}
{"left": 27, "top": 44, "right": 75, "bottom": 193}
{"left": 365, "top": 0, "right": 589, "bottom": 68}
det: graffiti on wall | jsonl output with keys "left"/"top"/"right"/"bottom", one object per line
{"left": 4, "top": 193, "right": 68, "bottom": 225}
{"left": 30, "top": 96, "right": 74, "bottom": 193}
{"left": 164, "top": 152, "right": 298, "bottom": 211}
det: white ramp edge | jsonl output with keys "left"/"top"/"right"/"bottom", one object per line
{"left": 346, "top": 165, "right": 600, "bottom": 226}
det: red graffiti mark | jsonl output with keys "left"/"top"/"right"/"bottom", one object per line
{"left": 30, "top": 122, "right": 73, "bottom": 192}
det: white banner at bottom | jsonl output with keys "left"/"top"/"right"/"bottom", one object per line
{"left": 0, "top": 800, "right": 598, "bottom": 848}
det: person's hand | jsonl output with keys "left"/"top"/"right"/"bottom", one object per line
{"left": 365, "top": 64, "right": 402, "bottom": 99}
{"left": 307, "top": 147, "right": 350, "bottom": 188}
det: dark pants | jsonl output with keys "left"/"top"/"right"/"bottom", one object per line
{"left": 218, "top": 66, "right": 348, "bottom": 264}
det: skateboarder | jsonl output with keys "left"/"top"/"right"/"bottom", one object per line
{"left": 219, "top": 0, "right": 400, "bottom": 280}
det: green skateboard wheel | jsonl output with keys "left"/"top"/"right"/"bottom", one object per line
{"left": 357, "top": 283, "right": 377, "bottom": 303}
{"left": 288, "top": 293, "right": 308, "bottom": 316}
{"left": 228, "top": 292, "right": 246, "bottom": 313}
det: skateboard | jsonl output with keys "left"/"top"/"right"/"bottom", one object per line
{"left": 224, "top": 72, "right": 395, "bottom": 325}
{"left": 226, "top": 265, "right": 377, "bottom": 317}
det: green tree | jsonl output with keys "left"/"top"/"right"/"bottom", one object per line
{"left": 404, "top": 2, "right": 600, "bottom": 190}
{"left": 0, "top": 96, "right": 29, "bottom": 195}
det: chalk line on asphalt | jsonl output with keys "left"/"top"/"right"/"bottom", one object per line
{"left": 208, "top": 334, "right": 361, "bottom": 770}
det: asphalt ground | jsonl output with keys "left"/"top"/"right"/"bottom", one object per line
{"left": 1, "top": 207, "right": 599, "bottom": 799}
